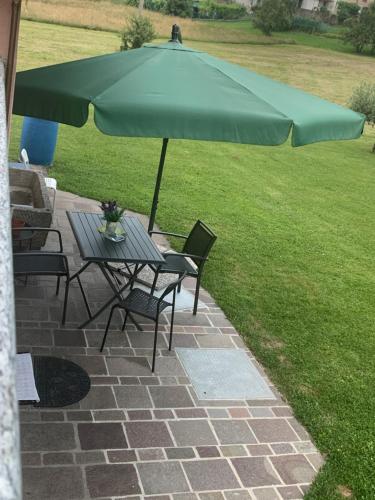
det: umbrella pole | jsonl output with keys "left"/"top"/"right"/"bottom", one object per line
{"left": 148, "top": 138, "right": 169, "bottom": 233}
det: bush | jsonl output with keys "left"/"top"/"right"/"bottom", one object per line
{"left": 144, "top": 0, "right": 167, "bottom": 12}
{"left": 343, "top": 4, "right": 375, "bottom": 53}
{"left": 198, "top": 0, "right": 247, "bottom": 20}
{"left": 291, "top": 16, "right": 329, "bottom": 33}
{"left": 337, "top": 1, "right": 360, "bottom": 25}
{"left": 164, "top": 0, "right": 192, "bottom": 18}
{"left": 349, "top": 81, "right": 375, "bottom": 152}
{"left": 120, "top": 14, "right": 156, "bottom": 50}
{"left": 123, "top": 0, "right": 167, "bottom": 11}
{"left": 253, "top": 0, "right": 297, "bottom": 35}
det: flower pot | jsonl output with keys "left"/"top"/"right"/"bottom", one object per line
{"left": 105, "top": 221, "right": 118, "bottom": 238}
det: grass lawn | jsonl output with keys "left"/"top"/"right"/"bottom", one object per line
{"left": 21, "top": 0, "right": 368, "bottom": 56}
{"left": 10, "top": 20, "right": 375, "bottom": 499}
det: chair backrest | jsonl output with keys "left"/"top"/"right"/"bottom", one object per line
{"left": 159, "top": 272, "right": 187, "bottom": 302}
{"left": 183, "top": 220, "right": 217, "bottom": 267}
{"left": 20, "top": 149, "right": 30, "bottom": 169}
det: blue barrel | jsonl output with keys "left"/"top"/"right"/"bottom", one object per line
{"left": 20, "top": 117, "right": 59, "bottom": 166}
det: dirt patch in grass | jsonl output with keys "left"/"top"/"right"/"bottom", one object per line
{"left": 337, "top": 485, "right": 353, "bottom": 498}
{"left": 262, "top": 338, "right": 285, "bottom": 350}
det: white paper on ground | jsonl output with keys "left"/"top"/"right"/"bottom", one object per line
{"left": 16, "top": 353, "right": 40, "bottom": 402}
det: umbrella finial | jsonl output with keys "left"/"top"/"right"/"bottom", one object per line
{"left": 170, "top": 24, "right": 182, "bottom": 44}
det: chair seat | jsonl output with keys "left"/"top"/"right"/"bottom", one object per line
{"left": 120, "top": 288, "right": 170, "bottom": 321}
{"left": 13, "top": 253, "right": 68, "bottom": 275}
{"left": 155, "top": 253, "right": 198, "bottom": 276}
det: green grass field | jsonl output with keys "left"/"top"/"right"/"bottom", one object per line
{"left": 10, "top": 20, "right": 375, "bottom": 499}
{"left": 22, "top": 0, "right": 368, "bottom": 55}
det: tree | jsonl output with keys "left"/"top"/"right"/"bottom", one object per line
{"left": 337, "top": 1, "right": 360, "bottom": 25}
{"left": 349, "top": 82, "right": 375, "bottom": 152}
{"left": 343, "top": 5, "right": 375, "bottom": 54}
{"left": 253, "top": 0, "right": 298, "bottom": 36}
{"left": 120, "top": 14, "right": 156, "bottom": 51}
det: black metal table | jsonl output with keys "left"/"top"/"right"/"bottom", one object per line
{"left": 67, "top": 212, "right": 165, "bottom": 329}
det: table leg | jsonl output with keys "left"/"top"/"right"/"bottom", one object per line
{"left": 78, "top": 263, "right": 145, "bottom": 330}
{"left": 68, "top": 261, "right": 93, "bottom": 320}
{"left": 69, "top": 261, "right": 92, "bottom": 282}
{"left": 101, "top": 263, "right": 143, "bottom": 332}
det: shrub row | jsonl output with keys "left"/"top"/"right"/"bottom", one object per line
{"left": 121, "top": 0, "right": 247, "bottom": 20}
{"left": 291, "top": 16, "right": 329, "bottom": 34}
{"left": 198, "top": 1, "right": 247, "bottom": 20}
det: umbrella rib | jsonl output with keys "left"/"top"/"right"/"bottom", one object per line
{"left": 92, "top": 49, "right": 159, "bottom": 103}
{"left": 194, "top": 52, "right": 293, "bottom": 124}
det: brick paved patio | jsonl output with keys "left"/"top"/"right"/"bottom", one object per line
{"left": 16, "top": 190, "right": 323, "bottom": 499}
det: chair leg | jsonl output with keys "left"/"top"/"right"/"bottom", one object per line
{"left": 152, "top": 318, "right": 159, "bottom": 372}
{"left": 130, "top": 264, "right": 138, "bottom": 291}
{"left": 177, "top": 275, "right": 182, "bottom": 293}
{"left": 52, "top": 189, "right": 56, "bottom": 212}
{"left": 56, "top": 276, "right": 60, "bottom": 295}
{"left": 62, "top": 277, "right": 70, "bottom": 325}
{"left": 193, "top": 276, "right": 201, "bottom": 315}
{"left": 151, "top": 268, "right": 159, "bottom": 295}
{"left": 100, "top": 304, "right": 118, "bottom": 352}
{"left": 169, "top": 289, "right": 176, "bottom": 351}
{"left": 76, "top": 274, "right": 92, "bottom": 319}
{"left": 122, "top": 310, "right": 129, "bottom": 332}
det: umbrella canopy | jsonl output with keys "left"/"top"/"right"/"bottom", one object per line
{"left": 14, "top": 41, "right": 364, "bottom": 148}
{"left": 13, "top": 36, "right": 365, "bottom": 230}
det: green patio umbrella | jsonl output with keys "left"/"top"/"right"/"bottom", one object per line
{"left": 13, "top": 29, "right": 365, "bottom": 231}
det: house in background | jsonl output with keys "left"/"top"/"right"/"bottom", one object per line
{"left": 246, "top": 0, "right": 373, "bottom": 15}
{"left": 298, "top": 0, "right": 338, "bottom": 14}
{"left": 299, "top": 0, "right": 373, "bottom": 15}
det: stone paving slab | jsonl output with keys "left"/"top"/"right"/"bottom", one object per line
{"left": 16, "top": 190, "right": 322, "bottom": 499}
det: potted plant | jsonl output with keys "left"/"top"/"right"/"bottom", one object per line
{"left": 99, "top": 201, "right": 125, "bottom": 239}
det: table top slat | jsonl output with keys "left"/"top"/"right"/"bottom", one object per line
{"left": 124, "top": 217, "right": 151, "bottom": 262}
{"left": 130, "top": 217, "right": 162, "bottom": 261}
{"left": 80, "top": 212, "right": 105, "bottom": 259}
{"left": 87, "top": 213, "right": 129, "bottom": 262}
{"left": 67, "top": 212, "right": 165, "bottom": 265}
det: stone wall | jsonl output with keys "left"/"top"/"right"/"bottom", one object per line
{"left": 0, "top": 59, "right": 21, "bottom": 500}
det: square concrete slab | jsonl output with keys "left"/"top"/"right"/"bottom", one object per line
{"left": 86, "top": 464, "right": 140, "bottom": 497}
{"left": 153, "top": 356, "right": 187, "bottom": 376}
{"left": 80, "top": 386, "right": 116, "bottom": 409}
{"left": 176, "top": 349, "right": 276, "bottom": 400}
{"left": 211, "top": 420, "right": 257, "bottom": 445}
{"left": 21, "top": 423, "right": 75, "bottom": 451}
{"left": 125, "top": 421, "right": 174, "bottom": 448}
{"left": 114, "top": 385, "right": 153, "bottom": 408}
{"left": 270, "top": 455, "right": 316, "bottom": 485}
{"left": 137, "top": 461, "right": 190, "bottom": 495}
{"left": 248, "top": 419, "right": 299, "bottom": 443}
{"left": 22, "top": 466, "right": 84, "bottom": 500}
{"left": 169, "top": 420, "right": 218, "bottom": 446}
{"left": 106, "top": 356, "right": 151, "bottom": 376}
{"left": 149, "top": 386, "right": 194, "bottom": 408}
{"left": 183, "top": 459, "right": 240, "bottom": 491}
{"left": 78, "top": 423, "right": 127, "bottom": 450}
{"left": 231, "top": 457, "right": 281, "bottom": 487}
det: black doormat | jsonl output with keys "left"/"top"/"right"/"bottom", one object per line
{"left": 33, "top": 356, "right": 91, "bottom": 408}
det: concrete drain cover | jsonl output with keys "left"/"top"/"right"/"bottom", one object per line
{"left": 176, "top": 348, "right": 276, "bottom": 400}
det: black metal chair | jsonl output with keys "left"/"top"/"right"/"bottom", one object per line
{"left": 149, "top": 220, "right": 217, "bottom": 315}
{"left": 12, "top": 227, "right": 91, "bottom": 325}
{"left": 100, "top": 272, "right": 187, "bottom": 372}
